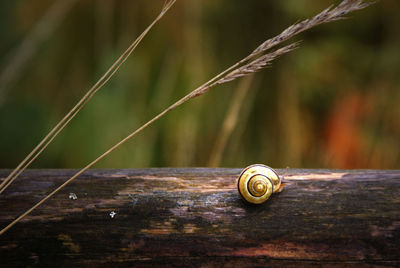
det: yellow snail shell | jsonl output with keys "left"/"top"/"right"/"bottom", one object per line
{"left": 237, "top": 164, "right": 281, "bottom": 204}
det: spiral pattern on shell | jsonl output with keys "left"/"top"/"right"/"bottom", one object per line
{"left": 237, "top": 164, "right": 281, "bottom": 204}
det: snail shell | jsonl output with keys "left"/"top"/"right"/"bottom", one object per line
{"left": 237, "top": 164, "right": 281, "bottom": 204}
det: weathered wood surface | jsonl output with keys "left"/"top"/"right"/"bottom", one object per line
{"left": 0, "top": 168, "right": 399, "bottom": 267}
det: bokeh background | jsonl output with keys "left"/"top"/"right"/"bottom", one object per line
{"left": 0, "top": 0, "right": 399, "bottom": 169}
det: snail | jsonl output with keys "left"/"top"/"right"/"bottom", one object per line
{"left": 237, "top": 164, "right": 281, "bottom": 204}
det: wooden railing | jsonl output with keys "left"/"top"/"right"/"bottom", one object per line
{"left": 0, "top": 169, "right": 399, "bottom": 266}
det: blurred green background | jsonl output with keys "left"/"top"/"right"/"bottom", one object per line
{"left": 0, "top": 0, "right": 399, "bottom": 169}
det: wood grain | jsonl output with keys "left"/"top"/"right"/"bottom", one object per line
{"left": 0, "top": 168, "right": 399, "bottom": 267}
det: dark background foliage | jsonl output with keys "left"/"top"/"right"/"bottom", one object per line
{"left": 0, "top": 0, "right": 399, "bottom": 169}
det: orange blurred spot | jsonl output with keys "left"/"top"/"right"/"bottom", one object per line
{"left": 324, "top": 91, "right": 368, "bottom": 168}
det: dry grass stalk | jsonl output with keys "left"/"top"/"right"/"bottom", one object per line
{"left": 0, "top": 0, "right": 176, "bottom": 195}
{"left": 0, "top": 0, "right": 372, "bottom": 236}
{"left": 197, "top": 0, "right": 372, "bottom": 92}
{"left": 249, "top": 0, "right": 372, "bottom": 58}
